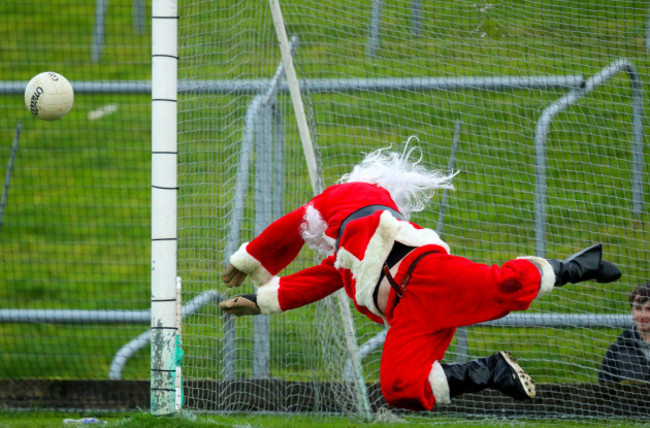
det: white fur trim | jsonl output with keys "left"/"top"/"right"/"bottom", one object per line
{"left": 429, "top": 361, "right": 450, "bottom": 405}
{"left": 256, "top": 277, "right": 282, "bottom": 315}
{"left": 334, "top": 212, "right": 450, "bottom": 318}
{"left": 229, "top": 242, "right": 273, "bottom": 286}
{"left": 335, "top": 246, "right": 388, "bottom": 319}
{"left": 300, "top": 204, "right": 334, "bottom": 254}
{"left": 334, "top": 247, "right": 360, "bottom": 273}
{"left": 353, "top": 212, "right": 401, "bottom": 310}
{"left": 394, "top": 222, "right": 450, "bottom": 254}
{"left": 518, "top": 256, "right": 555, "bottom": 299}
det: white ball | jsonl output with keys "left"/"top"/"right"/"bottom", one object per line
{"left": 24, "top": 71, "right": 74, "bottom": 121}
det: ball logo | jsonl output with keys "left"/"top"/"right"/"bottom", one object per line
{"left": 24, "top": 71, "right": 74, "bottom": 121}
{"left": 29, "top": 86, "right": 44, "bottom": 117}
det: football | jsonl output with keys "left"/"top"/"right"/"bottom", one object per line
{"left": 24, "top": 71, "right": 74, "bottom": 121}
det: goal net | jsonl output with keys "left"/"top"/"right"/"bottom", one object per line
{"left": 177, "top": 0, "right": 649, "bottom": 422}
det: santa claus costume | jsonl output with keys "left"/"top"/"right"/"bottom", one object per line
{"left": 221, "top": 140, "right": 621, "bottom": 410}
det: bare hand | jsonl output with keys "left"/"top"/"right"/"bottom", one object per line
{"left": 219, "top": 295, "right": 261, "bottom": 316}
{"left": 222, "top": 264, "right": 247, "bottom": 288}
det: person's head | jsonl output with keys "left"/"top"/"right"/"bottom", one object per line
{"left": 629, "top": 283, "right": 650, "bottom": 340}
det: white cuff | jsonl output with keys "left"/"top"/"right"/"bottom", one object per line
{"left": 429, "top": 361, "right": 450, "bottom": 405}
{"left": 518, "top": 256, "right": 556, "bottom": 299}
{"left": 256, "top": 277, "right": 282, "bottom": 315}
{"left": 229, "top": 242, "right": 273, "bottom": 286}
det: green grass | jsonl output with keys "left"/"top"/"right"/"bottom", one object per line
{"left": 0, "top": 411, "right": 648, "bottom": 428}
{"left": 0, "top": 0, "right": 648, "bottom": 416}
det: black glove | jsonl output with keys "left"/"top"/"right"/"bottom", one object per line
{"left": 547, "top": 243, "right": 621, "bottom": 287}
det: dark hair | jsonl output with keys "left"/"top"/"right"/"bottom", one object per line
{"left": 629, "top": 282, "right": 650, "bottom": 306}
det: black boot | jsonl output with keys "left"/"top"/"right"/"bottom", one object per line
{"left": 547, "top": 243, "right": 621, "bottom": 287}
{"left": 442, "top": 351, "right": 536, "bottom": 401}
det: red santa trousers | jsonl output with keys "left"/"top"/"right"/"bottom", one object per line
{"left": 380, "top": 245, "right": 543, "bottom": 411}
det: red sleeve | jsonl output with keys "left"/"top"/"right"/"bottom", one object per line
{"left": 277, "top": 255, "right": 344, "bottom": 311}
{"left": 245, "top": 205, "right": 308, "bottom": 276}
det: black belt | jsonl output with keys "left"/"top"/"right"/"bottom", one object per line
{"left": 334, "top": 204, "right": 404, "bottom": 252}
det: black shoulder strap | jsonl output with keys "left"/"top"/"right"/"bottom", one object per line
{"left": 335, "top": 205, "right": 404, "bottom": 252}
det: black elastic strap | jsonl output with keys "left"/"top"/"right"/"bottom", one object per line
{"left": 392, "top": 250, "right": 439, "bottom": 307}
{"left": 335, "top": 204, "right": 404, "bottom": 252}
{"left": 382, "top": 265, "right": 403, "bottom": 297}
{"left": 401, "top": 251, "right": 437, "bottom": 286}
{"left": 374, "top": 242, "right": 416, "bottom": 309}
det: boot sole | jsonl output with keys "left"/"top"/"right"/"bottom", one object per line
{"left": 500, "top": 351, "right": 536, "bottom": 399}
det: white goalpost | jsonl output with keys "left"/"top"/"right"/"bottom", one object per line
{"left": 150, "top": 0, "right": 179, "bottom": 416}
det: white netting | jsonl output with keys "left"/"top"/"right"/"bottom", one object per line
{"left": 178, "top": 0, "right": 649, "bottom": 422}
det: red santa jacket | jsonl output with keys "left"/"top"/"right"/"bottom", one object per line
{"left": 228, "top": 181, "right": 554, "bottom": 324}
{"left": 228, "top": 181, "right": 452, "bottom": 323}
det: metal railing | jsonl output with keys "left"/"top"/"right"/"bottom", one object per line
{"left": 343, "top": 312, "right": 633, "bottom": 380}
{"left": 534, "top": 58, "right": 644, "bottom": 257}
{"left": 0, "top": 60, "right": 642, "bottom": 380}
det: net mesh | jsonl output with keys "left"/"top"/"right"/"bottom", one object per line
{"left": 178, "top": 0, "right": 649, "bottom": 421}
{"left": 0, "top": 0, "right": 647, "bottom": 422}
{"left": 1, "top": 0, "right": 151, "bottom": 389}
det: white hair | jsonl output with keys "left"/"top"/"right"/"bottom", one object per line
{"left": 338, "top": 136, "right": 458, "bottom": 218}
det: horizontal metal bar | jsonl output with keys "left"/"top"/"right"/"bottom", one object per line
{"left": 0, "top": 75, "right": 584, "bottom": 95}
{"left": 0, "top": 306, "right": 631, "bottom": 329}
{"left": 480, "top": 312, "right": 631, "bottom": 329}
{"left": 344, "top": 312, "right": 631, "bottom": 380}
{"left": 0, "top": 289, "right": 221, "bottom": 324}
{"left": 0, "top": 309, "right": 149, "bottom": 324}
{"left": 108, "top": 290, "right": 222, "bottom": 379}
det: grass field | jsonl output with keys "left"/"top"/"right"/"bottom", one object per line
{"left": 0, "top": 0, "right": 649, "bottom": 422}
{"left": 0, "top": 411, "right": 649, "bottom": 428}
